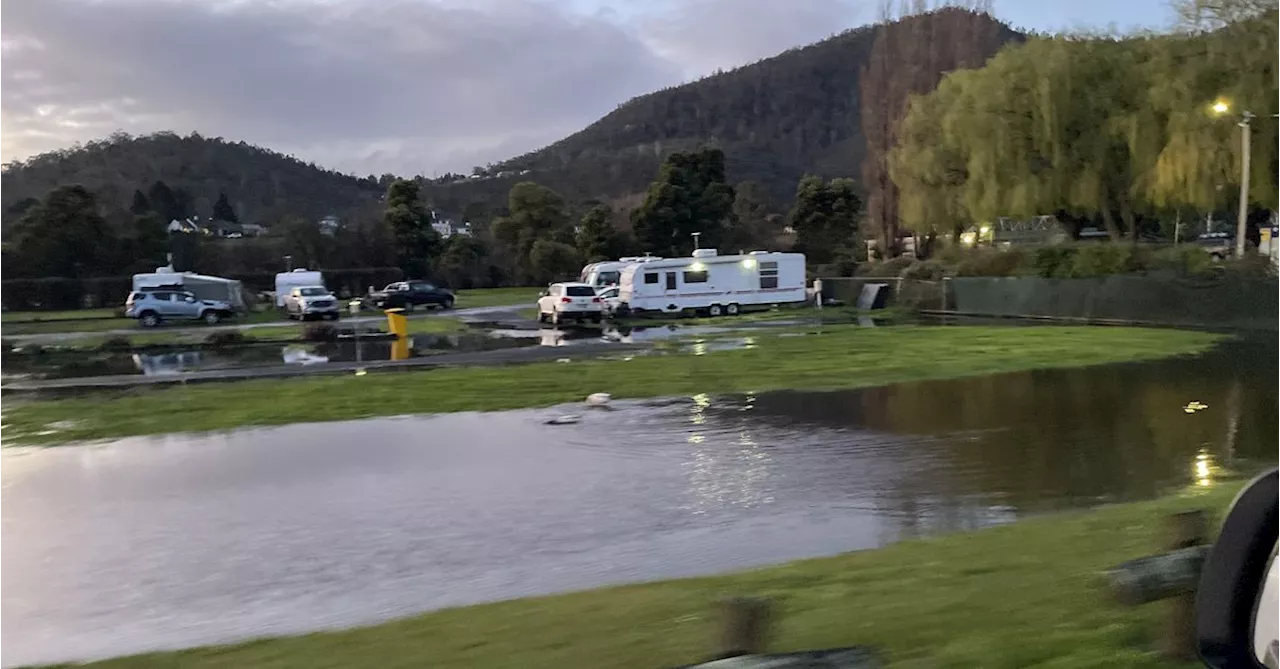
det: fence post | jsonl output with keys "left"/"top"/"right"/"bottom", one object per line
{"left": 1164, "top": 510, "right": 1207, "bottom": 660}
{"left": 713, "top": 596, "right": 772, "bottom": 660}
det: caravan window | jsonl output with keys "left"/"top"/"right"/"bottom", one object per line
{"left": 683, "top": 270, "right": 708, "bottom": 283}
{"left": 596, "top": 271, "right": 620, "bottom": 286}
{"left": 644, "top": 272, "right": 659, "bottom": 284}
{"left": 759, "top": 261, "right": 779, "bottom": 289}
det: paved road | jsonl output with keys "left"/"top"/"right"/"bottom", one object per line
{"left": 2, "top": 304, "right": 527, "bottom": 344}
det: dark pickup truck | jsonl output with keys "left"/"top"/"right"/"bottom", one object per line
{"left": 368, "top": 281, "right": 455, "bottom": 311}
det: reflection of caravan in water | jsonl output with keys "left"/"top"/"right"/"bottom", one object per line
{"left": 579, "top": 256, "right": 663, "bottom": 289}
{"left": 131, "top": 267, "right": 247, "bottom": 312}
{"left": 616, "top": 250, "right": 807, "bottom": 316}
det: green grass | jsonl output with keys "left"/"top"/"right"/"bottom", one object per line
{"left": 39, "top": 480, "right": 1244, "bottom": 669}
{"left": 0, "top": 308, "right": 120, "bottom": 323}
{"left": 403, "top": 316, "right": 468, "bottom": 335}
{"left": 3, "top": 326, "right": 1222, "bottom": 446}
{"left": 454, "top": 287, "right": 541, "bottom": 308}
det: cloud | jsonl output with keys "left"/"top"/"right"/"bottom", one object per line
{"left": 0, "top": 0, "right": 872, "bottom": 176}
{"left": 636, "top": 0, "right": 869, "bottom": 76}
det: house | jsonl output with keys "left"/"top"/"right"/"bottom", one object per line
{"left": 431, "top": 219, "right": 473, "bottom": 238}
{"left": 240, "top": 223, "right": 267, "bottom": 237}
{"left": 203, "top": 219, "right": 244, "bottom": 238}
{"left": 317, "top": 215, "right": 341, "bottom": 236}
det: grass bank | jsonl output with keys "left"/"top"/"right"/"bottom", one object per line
{"left": 454, "top": 287, "right": 541, "bottom": 308}
{"left": 43, "top": 481, "right": 1243, "bottom": 669}
{"left": 3, "top": 326, "right": 1221, "bottom": 445}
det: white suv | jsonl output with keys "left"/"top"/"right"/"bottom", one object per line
{"left": 537, "top": 282, "right": 605, "bottom": 326}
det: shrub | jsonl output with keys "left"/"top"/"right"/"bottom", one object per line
{"left": 302, "top": 322, "right": 339, "bottom": 342}
{"left": 1064, "top": 244, "right": 1150, "bottom": 277}
{"left": 204, "top": 331, "right": 248, "bottom": 348}
{"left": 954, "top": 248, "right": 1029, "bottom": 277}
{"left": 1153, "top": 245, "right": 1217, "bottom": 278}
{"left": 856, "top": 256, "right": 914, "bottom": 277}
{"left": 899, "top": 260, "right": 946, "bottom": 281}
{"left": 1031, "top": 247, "right": 1076, "bottom": 277}
{"left": 96, "top": 336, "right": 134, "bottom": 352}
{"left": 1230, "top": 252, "right": 1279, "bottom": 279}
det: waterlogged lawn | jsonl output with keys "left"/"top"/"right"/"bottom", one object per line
{"left": 48, "top": 481, "right": 1243, "bottom": 669}
{"left": 3, "top": 326, "right": 1222, "bottom": 445}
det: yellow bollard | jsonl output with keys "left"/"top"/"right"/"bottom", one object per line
{"left": 384, "top": 308, "right": 408, "bottom": 339}
{"left": 390, "top": 336, "right": 411, "bottom": 361}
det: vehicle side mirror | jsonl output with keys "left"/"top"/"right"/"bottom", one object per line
{"left": 1196, "top": 468, "right": 1278, "bottom": 668}
{"left": 185, "top": 296, "right": 196, "bottom": 303}
{"left": 539, "top": 290, "right": 549, "bottom": 297}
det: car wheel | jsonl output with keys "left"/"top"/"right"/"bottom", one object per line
{"left": 139, "top": 311, "right": 160, "bottom": 328}
{"left": 202, "top": 311, "right": 221, "bottom": 325}
{"left": 552, "top": 311, "right": 562, "bottom": 326}
{"left": 591, "top": 314, "right": 602, "bottom": 324}
{"left": 327, "top": 312, "right": 339, "bottom": 321}
{"left": 726, "top": 303, "right": 740, "bottom": 316}
{"left": 537, "top": 311, "right": 548, "bottom": 324}
{"left": 708, "top": 304, "right": 723, "bottom": 317}
{"left": 405, "top": 302, "right": 416, "bottom": 313}
{"left": 443, "top": 297, "right": 455, "bottom": 309}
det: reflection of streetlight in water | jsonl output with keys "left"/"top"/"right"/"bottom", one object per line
{"left": 682, "top": 392, "right": 774, "bottom": 513}
{"left": 1194, "top": 448, "right": 1215, "bottom": 488}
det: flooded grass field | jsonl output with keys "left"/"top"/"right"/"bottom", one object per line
{"left": 2, "top": 339, "right": 1272, "bottom": 666}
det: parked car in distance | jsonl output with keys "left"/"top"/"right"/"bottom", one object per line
{"left": 283, "top": 285, "right": 340, "bottom": 320}
{"left": 537, "top": 282, "right": 605, "bottom": 325}
{"left": 369, "top": 281, "right": 455, "bottom": 311}
{"left": 125, "top": 289, "right": 235, "bottom": 328}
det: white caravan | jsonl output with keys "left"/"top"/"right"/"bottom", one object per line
{"left": 132, "top": 267, "right": 247, "bottom": 311}
{"left": 579, "top": 255, "right": 663, "bottom": 290}
{"left": 616, "top": 249, "right": 807, "bottom": 316}
{"left": 274, "top": 269, "right": 327, "bottom": 307}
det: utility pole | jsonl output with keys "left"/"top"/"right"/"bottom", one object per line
{"left": 1236, "top": 111, "right": 1254, "bottom": 258}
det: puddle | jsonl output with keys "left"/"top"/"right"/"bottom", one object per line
{"left": 2, "top": 339, "right": 1274, "bottom": 666}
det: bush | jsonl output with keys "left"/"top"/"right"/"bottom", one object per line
{"left": 899, "top": 260, "right": 946, "bottom": 281}
{"left": 1152, "top": 245, "right": 1217, "bottom": 278}
{"left": 1031, "top": 247, "right": 1076, "bottom": 278}
{"left": 856, "top": 256, "right": 914, "bottom": 277}
{"left": 954, "top": 248, "right": 1029, "bottom": 277}
{"left": 1064, "top": 244, "right": 1150, "bottom": 278}
{"left": 96, "top": 336, "right": 134, "bottom": 352}
{"left": 204, "top": 331, "right": 248, "bottom": 348}
{"left": 1230, "top": 253, "right": 1279, "bottom": 279}
{"left": 302, "top": 322, "right": 339, "bottom": 342}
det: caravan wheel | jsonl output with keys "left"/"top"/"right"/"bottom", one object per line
{"left": 707, "top": 304, "right": 723, "bottom": 317}
{"left": 726, "top": 303, "right": 740, "bottom": 316}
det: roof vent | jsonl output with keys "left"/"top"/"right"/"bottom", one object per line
{"left": 692, "top": 249, "right": 718, "bottom": 258}
{"left": 748, "top": 250, "right": 770, "bottom": 255}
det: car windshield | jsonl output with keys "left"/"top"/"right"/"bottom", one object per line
{"left": 596, "top": 271, "right": 621, "bottom": 285}
{"left": 299, "top": 287, "right": 328, "bottom": 296}
{"left": 564, "top": 286, "right": 596, "bottom": 297}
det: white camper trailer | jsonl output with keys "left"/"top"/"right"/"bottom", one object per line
{"left": 274, "top": 269, "right": 327, "bottom": 307}
{"left": 579, "top": 256, "right": 663, "bottom": 289}
{"left": 131, "top": 268, "right": 247, "bottom": 311}
{"left": 616, "top": 249, "right": 807, "bottom": 316}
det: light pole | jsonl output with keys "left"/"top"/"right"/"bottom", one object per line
{"left": 1213, "top": 100, "right": 1263, "bottom": 257}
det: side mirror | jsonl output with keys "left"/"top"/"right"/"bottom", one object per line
{"left": 1196, "top": 468, "right": 1278, "bottom": 668}
{"left": 539, "top": 290, "right": 549, "bottom": 298}
{"left": 185, "top": 296, "right": 196, "bottom": 303}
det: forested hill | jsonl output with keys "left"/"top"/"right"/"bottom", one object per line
{"left": 0, "top": 132, "right": 385, "bottom": 226}
{"left": 425, "top": 8, "right": 1024, "bottom": 211}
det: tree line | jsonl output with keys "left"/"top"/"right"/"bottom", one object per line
{"left": 2, "top": 148, "right": 866, "bottom": 289}
{"left": 887, "top": 0, "right": 1278, "bottom": 247}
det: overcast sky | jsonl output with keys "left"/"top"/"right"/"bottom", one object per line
{"left": 1, "top": 0, "right": 1173, "bottom": 177}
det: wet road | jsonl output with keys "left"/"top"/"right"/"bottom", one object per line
{"left": 2, "top": 341, "right": 1275, "bottom": 666}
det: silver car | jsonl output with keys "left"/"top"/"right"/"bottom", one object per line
{"left": 125, "top": 290, "right": 234, "bottom": 327}
{"left": 283, "top": 286, "right": 340, "bottom": 320}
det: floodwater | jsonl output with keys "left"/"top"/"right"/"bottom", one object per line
{"left": 1, "top": 340, "right": 1274, "bottom": 666}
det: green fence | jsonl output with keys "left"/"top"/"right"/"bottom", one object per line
{"left": 818, "top": 278, "right": 947, "bottom": 310}
{"left": 945, "top": 275, "right": 1278, "bottom": 330}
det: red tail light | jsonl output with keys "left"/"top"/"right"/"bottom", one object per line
{"left": 591, "top": 297, "right": 601, "bottom": 303}
{"left": 561, "top": 297, "right": 572, "bottom": 303}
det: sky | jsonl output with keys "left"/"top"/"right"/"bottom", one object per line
{"left": 0, "top": 0, "right": 1174, "bottom": 177}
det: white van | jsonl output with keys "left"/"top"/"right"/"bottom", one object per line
{"left": 616, "top": 249, "right": 807, "bottom": 316}
{"left": 274, "top": 269, "right": 326, "bottom": 308}
{"left": 579, "top": 256, "right": 663, "bottom": 290}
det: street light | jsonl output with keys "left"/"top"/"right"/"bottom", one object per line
{"left": 1212, "top": 100, "right": 1252, "bottom": 257}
